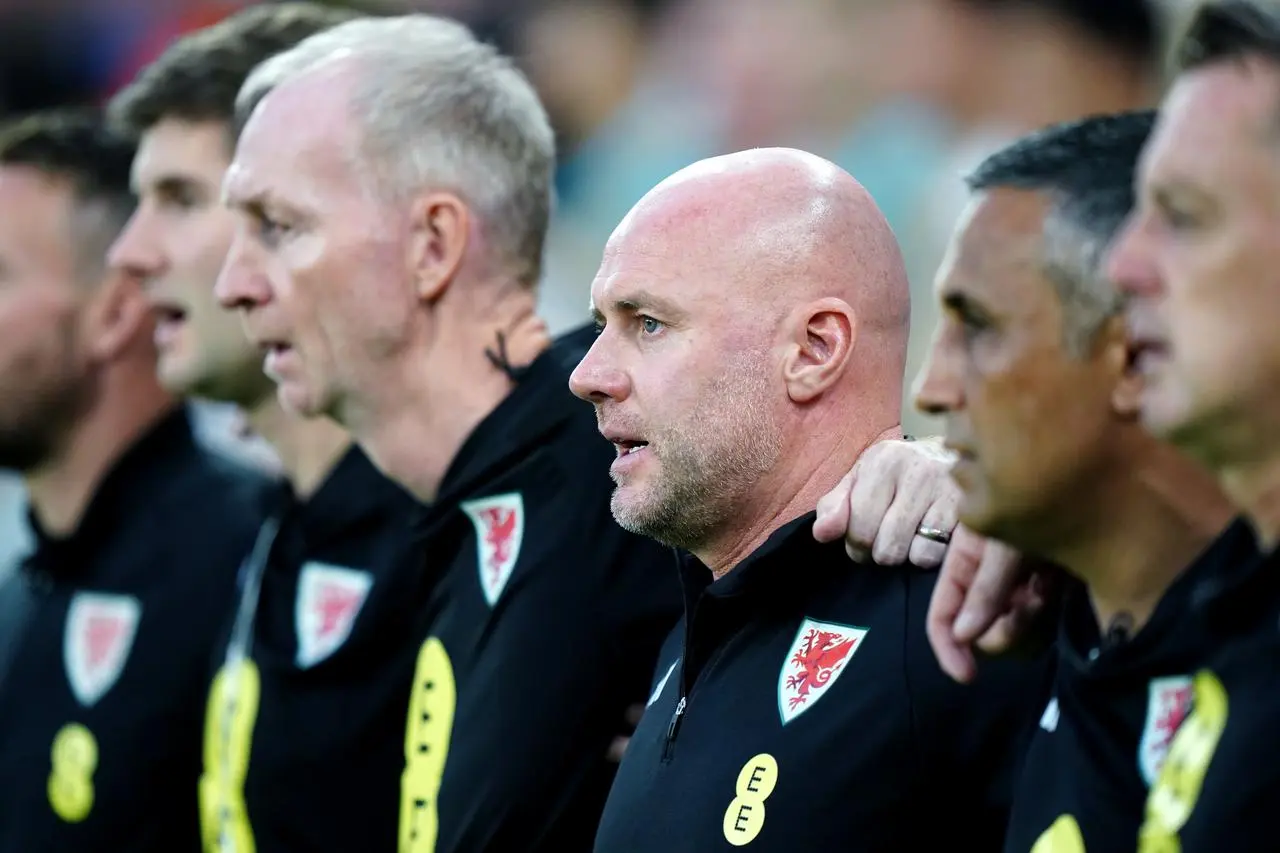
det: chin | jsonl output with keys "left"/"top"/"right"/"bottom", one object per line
{"left": 1137, "top": 385, "right": 1192, "bottom": 443}
{"left": 277, "top": 383, "right": 321, "bottom": 419}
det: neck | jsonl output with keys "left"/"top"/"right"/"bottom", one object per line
{"left": 1219, "top": 451, "right": 1280, "bottom": 553}
{"left": 245, "top": 395, "right": 350, "bottom": 500}
{"left": 1048, "top": 439, "right": 1234, "bottom": 632}
{"left": 351, "top": 305, "right": 550, "bottom": 502}
{"left": 702, "top": 419, "right": 903, "bottom": 580}
{"left": 25, "top": 370, "right": 175, "bottom": 537}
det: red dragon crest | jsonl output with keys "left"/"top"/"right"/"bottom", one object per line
{"left": 779, "top": 620, "right": 867, "bottom": 724}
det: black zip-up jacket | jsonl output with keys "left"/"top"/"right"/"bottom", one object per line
{"left": 1002, "top": 520, "right": 1247, "bottom": 853}
{"left": 0, "top": 406, "right": 270, "bottom": 852}
{"left": 198, "top": 444, "right": 425, "bottom": 853}
{"left": 594, "top": 511, "right": 1050, "bottom": 852}
{"left": 1136, "top": 517, "right": 1280, "bottom": 853}
{"left": 403, "top": 324, "right": 684, "bottom": 852}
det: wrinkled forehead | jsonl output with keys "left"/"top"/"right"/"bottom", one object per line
{"left": 938, "top": 191, "right": 1047, "bottom": 296}
{"left": 225, "top": 76, "right": 361, "bottom": 207}
{"left": 1142, "top": 63, "right": 1280, "bottom": 193}
{"left": 589, "top": 215, "right": 729, "bottom": 316}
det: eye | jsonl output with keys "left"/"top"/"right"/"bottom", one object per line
{"left": 640, "top": 315, "right": 663, "bottom": 336}
{"left": 254, "top": 213, "right": 292, "bottom": 247}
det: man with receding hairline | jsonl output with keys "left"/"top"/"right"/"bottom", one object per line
{"left": 575, "top": 147, "right": 1046, "bottom": 852}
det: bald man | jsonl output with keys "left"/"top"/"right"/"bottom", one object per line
{"left": 573, "top": 148, "right": 1049, "bottom": 852}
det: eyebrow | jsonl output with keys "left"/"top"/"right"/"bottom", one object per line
{"left": 591, "top": 288, "right": 685, "bottom": 325}
{"left": 136, "top": 174, "right": 208, "bottom": 199}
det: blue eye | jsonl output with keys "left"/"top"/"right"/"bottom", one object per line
{"left": 640, "top": 316, "right": 663, "bottom": 335}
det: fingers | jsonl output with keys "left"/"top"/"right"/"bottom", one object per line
{"left": 925, "top": 529, "right": 986, "bottom": 683}
{"left": 813, "top": 468, "right": 855, "bottom": 544}
{"left": 844, "top": 459, "right": 895, "bottom": 561}
{"left": 870, "top": 462, "right": 928, "bottom": 566}
{"left": 953, "top": 536, "right": 1026, "bottom": 643}
{"left": 899, "top": 477, "right": 960, "bottom": 569}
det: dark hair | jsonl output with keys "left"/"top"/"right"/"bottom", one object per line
{"left": 0, "top": 108, "right": 134, "bottom": 205}
{"left": 0, "top": 108, "right": 136, "bottom": 275}
{"left": 108, "top": 2, "right": 365, "bottom": 142}
{"left": 955, "top": 0, "right": 1159, "bottom": 66}
{"left": 966, "top": 109, "right": 1157, "bottom": 353}
{"left": 1174, "top": 0, "right": 1280, "bottom": 73}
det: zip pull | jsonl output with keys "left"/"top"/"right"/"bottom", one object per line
{"left": 662, "top": 696, "right": 687, "bottom": 762}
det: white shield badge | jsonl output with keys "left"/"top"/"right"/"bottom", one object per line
{"left": 64, "top": 592, "right": 141, "bottom": 707}
{"left": 295, "top": 562, "right": 374, "bottom": 669}
{"left": 778, "top": 618, "right": 868, "bottom": 725}
{"left": 1139, "top": 675, "right": 1194, "bottom": 786}
{"left": 461, "top": 493, "right": 525, "bottom": 607}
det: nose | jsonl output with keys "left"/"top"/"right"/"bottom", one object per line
{"left": 107, "top": 209, "right": 166, "bottom": 285}
{"left": 215, "top": 230, "right": 271, "bottom": 311}
{"left": 1106, "top": 214, "right": 1159, "bottom": 301}
{"left": 912, "top": 327, "right": 964, "bottom": 417}
{"left": 568, "top": 333, "right": 631, "bottom": 404}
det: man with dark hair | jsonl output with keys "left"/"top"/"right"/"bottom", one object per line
{"left": 0, "top": 108, "right": 269, "bottom": 852}
{"left": 923, "top": 3, "right": 1280, "bottom": 850}
{"left": 106, "top": 5, "right": 438, "bottom": 852}
{"left": 1104, "top": 2, "right": 1280, "bottom": 849}
{"left": 916, "top": 110, "right": 1246, "bottom": 852}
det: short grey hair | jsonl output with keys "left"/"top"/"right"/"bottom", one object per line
{"left": 966, "top": 110, "right": 1156, "bottom": 357}
{"left": 236, "top": 15, "right": 556, "bottom": 287}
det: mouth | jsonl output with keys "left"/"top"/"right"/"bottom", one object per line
{"left": 612, "top": 439, "right": 649, "bottom": 458}
{"left": 150, "top": 300, "right": 188, "bottom": 348}
{"left": 1127, "top": 337, "right": 1169, "bottom": 375}
{"left": 601, "top": 429, "right": 650, "bottom": 458}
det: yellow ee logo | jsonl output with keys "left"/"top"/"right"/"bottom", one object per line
{"left": 1139, "top": 669, "right": 1228, "bottom": 853}
{"left": 722, "top": 753, "right": 778, "bottom": 847}
{"left": 399, "top": 637, "right": 458, "bottom": 853}
{"left": 199, "top": 659, "right": 262, "bottom": 853}
{"left": 1031, "top": 814, "right": 1086, "bottom": 853}
{"left": 48, "top": 723, "right": 98, "bottom": 823}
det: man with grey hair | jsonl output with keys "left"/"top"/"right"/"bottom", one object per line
{"left": 218, "top": 12, "right": 965, "bottom": 851}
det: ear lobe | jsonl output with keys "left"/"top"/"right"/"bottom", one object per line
{"left": 782, "top": 299, "right": 858, "bottom": 404}
{"left": 1098, "top": 316, "right": 1142, "bottom": 420}
{"left": 408, "top": 191, "right": 470, "bottom": 303}
{"left": 1111, "top": 356, "right": 1144, "bottom": 419}
{"left": 84, "top": 271, "right": 152, "bottom": 361}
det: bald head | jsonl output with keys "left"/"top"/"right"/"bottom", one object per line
{"left": 572, "top": 148, "right": 910, "bottom": 566}
{"left": 604, "top": 147, "right": 910, "bottom": 391}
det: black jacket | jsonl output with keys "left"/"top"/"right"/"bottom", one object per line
{"left": 594, "top": 511, "right": 1050, "bottom": 852}
{"left": 405, "top": 325, "right": 684, "bottom": 852}
{"left": 1135, "top": 517, "right": 1280, "bottom": 853}
{"left": 0, "top": 407, "right": 270, "bottom": 852}
{"left": 199, "top": 444, "right": 424, "bottom": 853}
{"left": 1002, "top": 520, "right": 1248, "bottom": 853}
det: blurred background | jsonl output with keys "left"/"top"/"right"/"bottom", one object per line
{"left": 0, "top": 0, "right": 1201, "bottom": 570}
